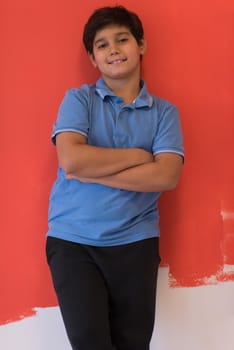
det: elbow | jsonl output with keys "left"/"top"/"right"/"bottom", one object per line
{"left": 162, "top": 175, "right": 181, "bottom": 191}
{"left": 59, "top": 164, "right": 72, "bottom": 175}
{"left": 165, "top": 181, "right": 178, "bottom": 191}
{"left": 148, "top": 177, "right": 179, "bottom": 192}
{"left": 60, "top": 164, "right": 74, "bottom": 175}
{"left": 59, "top": 158, "right": 82, "bottom": 176}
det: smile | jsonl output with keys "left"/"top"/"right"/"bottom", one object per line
{"left": 108, "top": 58, "right": 127, "bottom": 64}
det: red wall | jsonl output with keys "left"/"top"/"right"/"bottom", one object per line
{"left": 1, "top": 0, "right": 234, "bottom": 324}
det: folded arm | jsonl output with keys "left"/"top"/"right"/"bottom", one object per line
{"left": 68, "top": 152, "right": 183, "bottom": 193}
{"left": 55, "top": 132, "right": 154, "bottom": 178}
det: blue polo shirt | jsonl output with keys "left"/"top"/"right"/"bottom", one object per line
{"left": 47, "top": 77, "right": 184, "bottom": 246}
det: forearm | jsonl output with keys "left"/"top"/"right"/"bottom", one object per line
{"left": 56, "top": 132, "right": 154, "bottom": 178}
{"left": 61, "top": 144, "right": 154, "bottom": 178}
{"left": 81, "top": 163, "right": 173, "bottom": 192}
{"left": 70, "top": 155, "right": 182, "bottom": 192}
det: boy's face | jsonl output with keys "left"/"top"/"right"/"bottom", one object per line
{"left": 89, "top": 25, "right": 146, "bottom": 82}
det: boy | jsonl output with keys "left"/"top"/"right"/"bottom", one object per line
{"left": 46, "top": 5, "right": 184, "bottom": 350}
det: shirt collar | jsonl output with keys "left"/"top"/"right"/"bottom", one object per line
{"left": 95, "top": 77, "right": 153, "bottom": 108}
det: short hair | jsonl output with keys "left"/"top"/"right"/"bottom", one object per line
{"left": 83, "top": 6, "right": 144, "bottom": 55}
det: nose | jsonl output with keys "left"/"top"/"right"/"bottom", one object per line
{"left": 110, "top": 50, "right": 119, "bottom": 56}
{"left": 109, "top": 42, "right": 119, "bottom": 55}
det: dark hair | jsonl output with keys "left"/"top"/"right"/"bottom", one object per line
{"left": 83, "top": 6, "right": 144, "bottom": 55}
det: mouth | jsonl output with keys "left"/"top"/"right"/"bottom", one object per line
{"left": 108, "top": 58, "right": 127, "bottom": 65}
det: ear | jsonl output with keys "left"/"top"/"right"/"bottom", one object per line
{"left": 139, "top": 38, "right": 147, "bottom": 56}
{"left": 88, "top": 52, "right": 97, "bottom": 68}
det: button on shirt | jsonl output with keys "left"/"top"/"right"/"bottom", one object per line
{"left": 47, "top": 78, "right": 184, "bottom": 246}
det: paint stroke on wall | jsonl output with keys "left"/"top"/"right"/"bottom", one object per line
{"left": 1, "top": 0, "right": 234, "bottom": 325}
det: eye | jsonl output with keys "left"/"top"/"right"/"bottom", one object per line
{"left": 118, "top": 37, "right": 128, "bottom": 43}
{"left": 97, "top": 43, "right": 107, "bottom": 49}
{"left": 95, "top": 40, "right": 108, "bottom": 50}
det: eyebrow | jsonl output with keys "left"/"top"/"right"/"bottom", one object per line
{"left": 94, "top": 31, "right": 130, "bottom": 46}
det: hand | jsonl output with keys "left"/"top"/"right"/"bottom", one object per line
{"left": 138, "top": 149, "right": 154, "bottom": 164}
{"left": 66, "top": 174, "right": 77, "bottom": 180}
{"left": 66, "top": 174, "right": 94, "bottom": 183}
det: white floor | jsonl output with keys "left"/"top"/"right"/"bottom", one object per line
{"left": 1, "top": 267, "right": 234, "bottom": 350}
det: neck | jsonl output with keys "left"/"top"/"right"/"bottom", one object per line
{"left": 103, "top": 75, "right": 141, "bottom": 104}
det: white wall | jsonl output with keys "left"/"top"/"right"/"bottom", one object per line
{"left": 1, "top": 267, "right": 234, "bottom": 350}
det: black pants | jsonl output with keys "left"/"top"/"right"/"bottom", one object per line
{"left": 46, "top": 236, "right": 160, "bottom": 350}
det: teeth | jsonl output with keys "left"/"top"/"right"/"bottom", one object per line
{"left": 109, "top": 59, "right": 126, "bottom": 64}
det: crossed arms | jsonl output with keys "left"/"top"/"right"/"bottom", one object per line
{"left": 56, "top": 132, "right": 183, "bottom": 192}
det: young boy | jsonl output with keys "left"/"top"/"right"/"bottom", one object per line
{"left": 46, "top": 5, "right": 184, "bottom": 350}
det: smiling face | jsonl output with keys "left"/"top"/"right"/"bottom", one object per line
{"left": 89, "top": 25, "right": 146, "bottom": 84}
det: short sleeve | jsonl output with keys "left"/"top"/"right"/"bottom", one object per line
{"left": 51, "top": 86, "right": 90, "bottom": 145}
{"left": 152, "top": 100, "right": 184, "bottom": 158}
